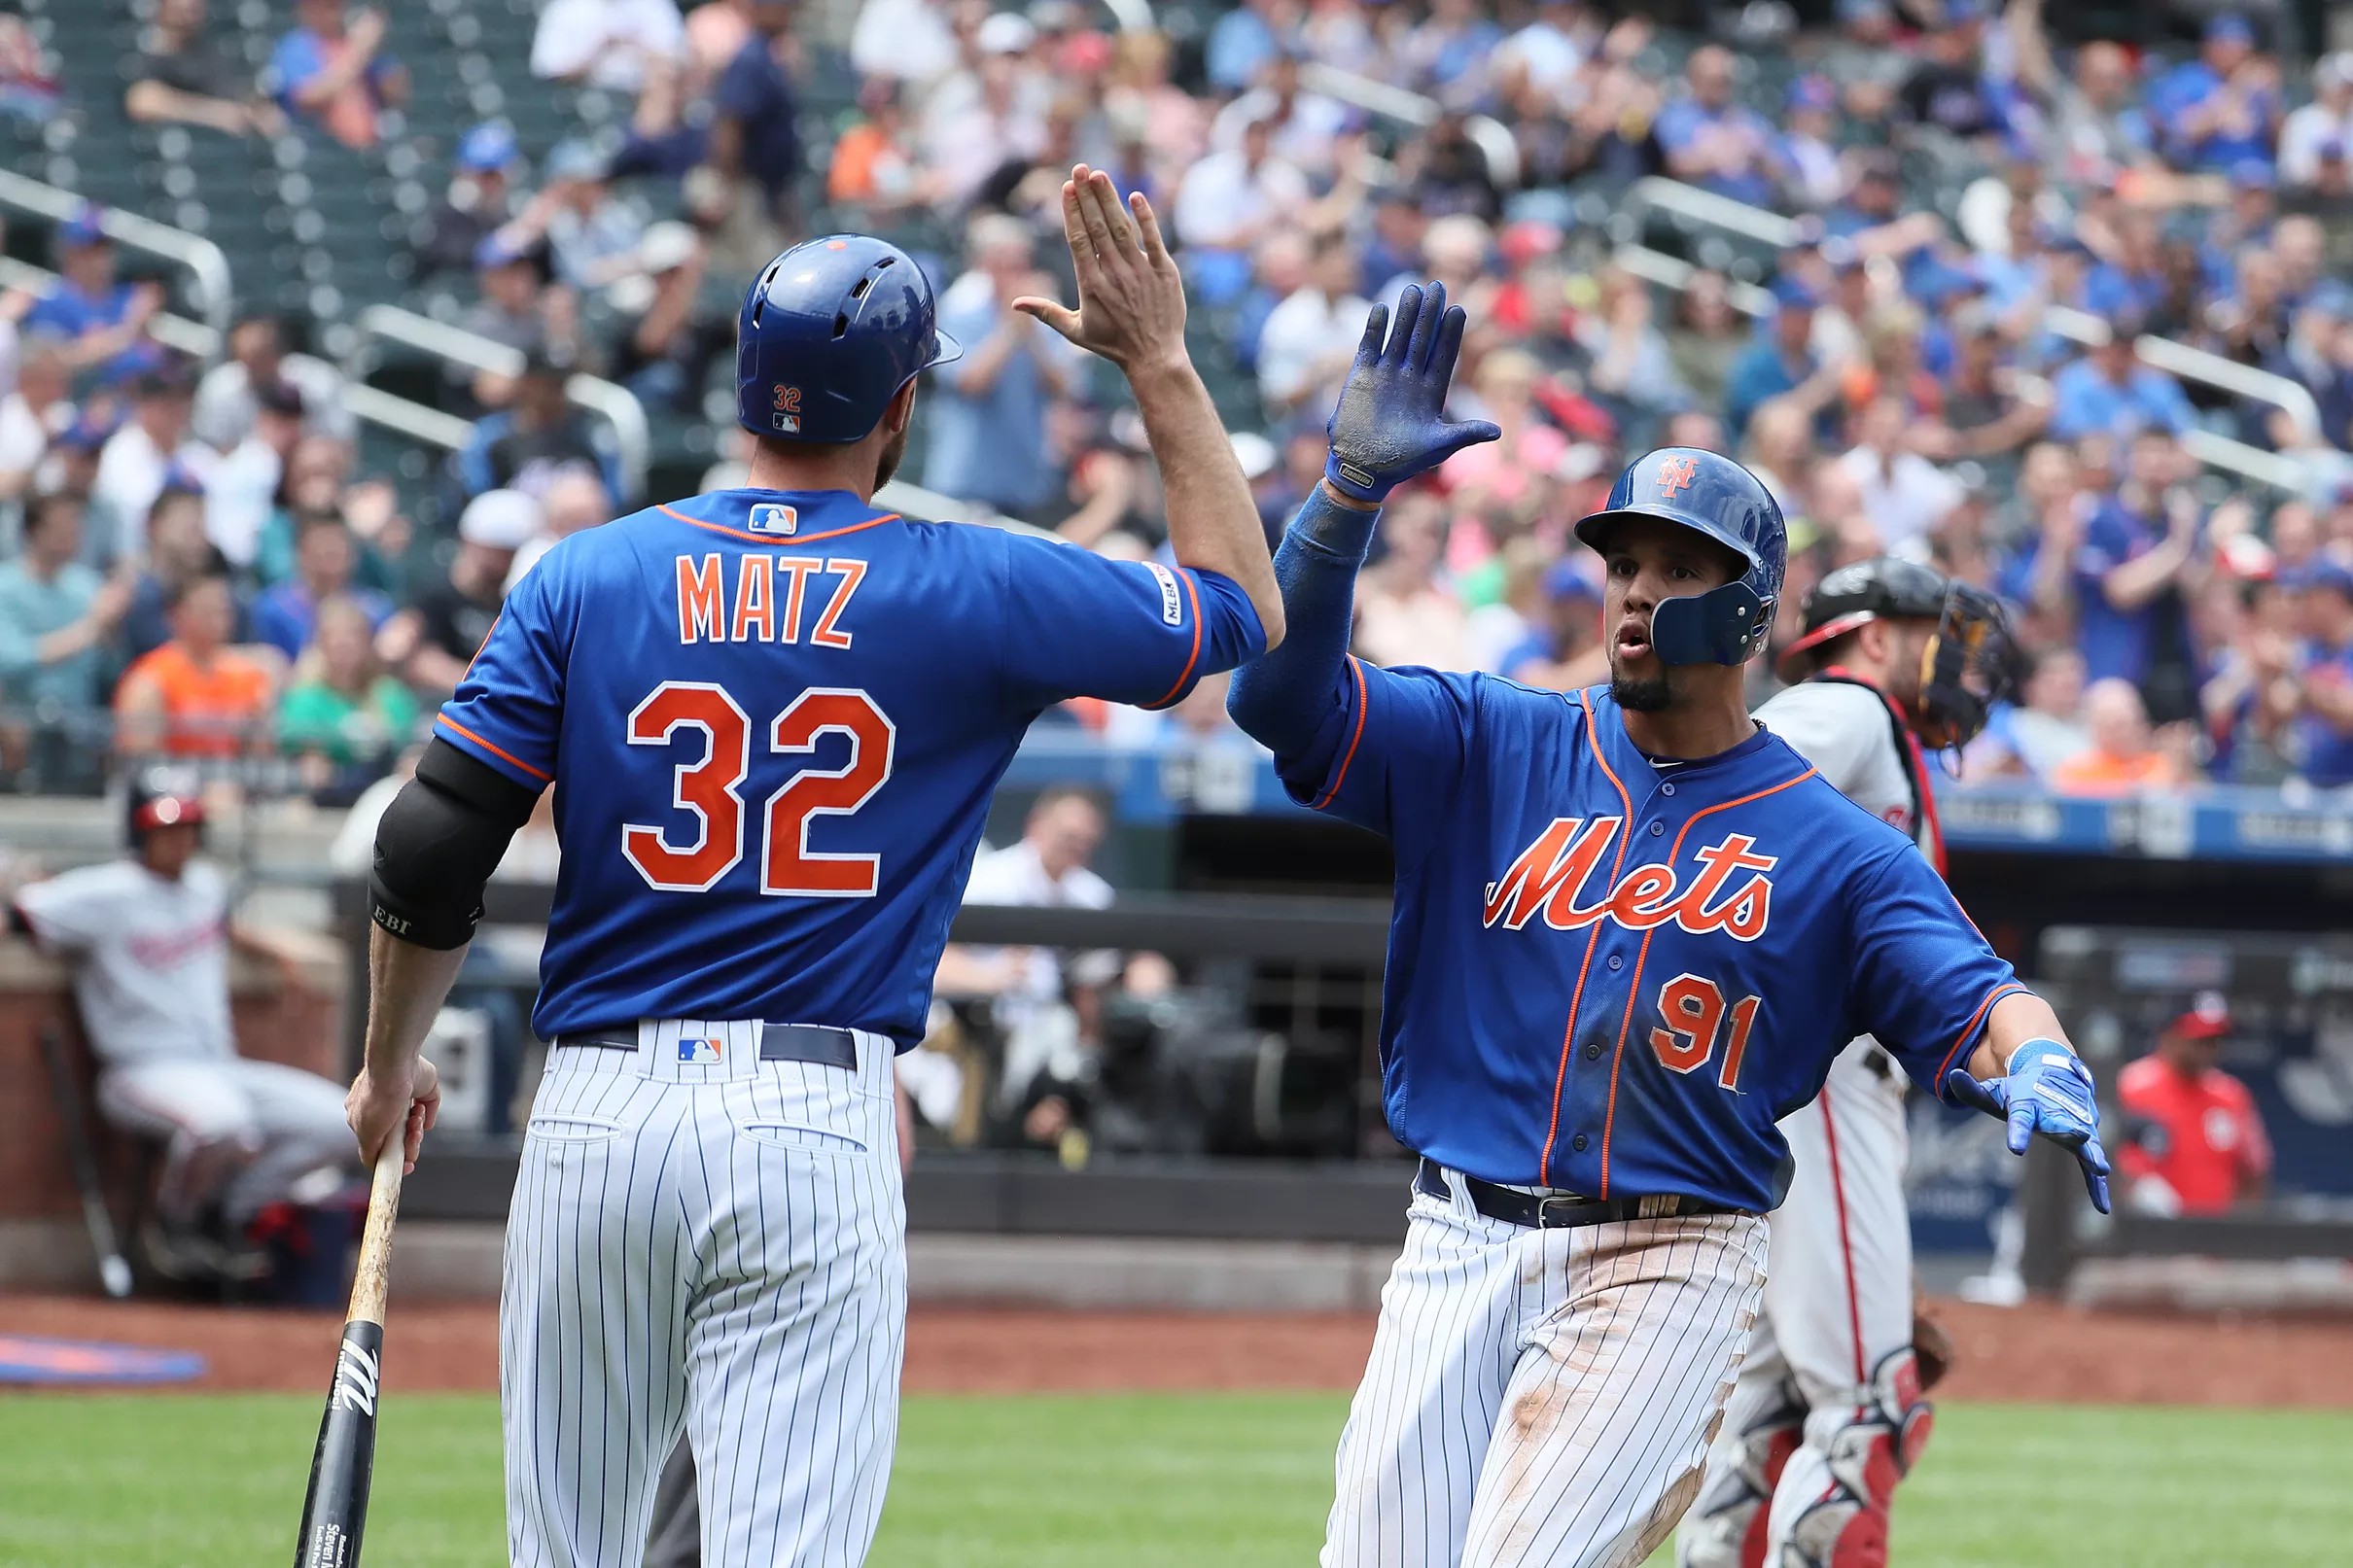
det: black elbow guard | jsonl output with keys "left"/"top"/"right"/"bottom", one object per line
{"left": 369, "top": 738, "right": 541, "bottom": 950}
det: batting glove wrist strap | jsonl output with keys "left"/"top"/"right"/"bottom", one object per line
{"left": 1322, "top": 281, "right": 1500, "bottom": 505}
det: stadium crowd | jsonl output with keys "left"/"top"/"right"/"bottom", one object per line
{"left": 3, "top": 0, "right": 2353, "bottom": 802}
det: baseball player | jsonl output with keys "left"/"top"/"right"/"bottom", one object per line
{"left": 1226, "top": 287, "right": 2110, "bottom": 1568}
{"left": 342, "top": 166, "right": 1282, "bottom": 1568}
{"left": 1679, "top": 558, "right": 2022, "bottom": 1568}
{"left": 8, "top": 774, "right": 353, "bottom": 1277}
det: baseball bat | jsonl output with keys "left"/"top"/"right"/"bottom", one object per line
{"left": 36, "top": 1026, "right": 133, "bottom": 1299}
{"left": 293, "top": 1143, "right": 405, "bottom": 1568}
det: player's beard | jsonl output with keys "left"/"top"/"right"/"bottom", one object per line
{"left": 1610, "top": 670, "right": 1674, "bottom": 711}
{"left": 872, "top": 423, "right": 909, "bottom": 491}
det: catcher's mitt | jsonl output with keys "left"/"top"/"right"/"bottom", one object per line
{"left": 1912, "top": 1307, "right": 1954, "bottom": 1393}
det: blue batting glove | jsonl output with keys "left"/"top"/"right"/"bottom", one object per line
{"left": 1322, "top": 281, "right": 1501, "bottom": 505}
{"left": 1945, "top": 1038, "right": 2112, "bottom": 1213}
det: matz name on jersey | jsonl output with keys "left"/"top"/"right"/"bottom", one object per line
{"left": 1481, "top": 817, "right": 1776, "bottom": 939}
{"left": 675, "top": 553, "right": 866, "bottom": 647}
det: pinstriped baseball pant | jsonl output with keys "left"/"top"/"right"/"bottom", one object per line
{"left": 501, "top": 1019, "right": 906, "bottom": 1568}
{"left": 1324, "top": 1170, "right": 1769, "bottom": 1568}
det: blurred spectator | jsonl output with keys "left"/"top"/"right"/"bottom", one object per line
{"left": 1896, "top": 1, "right": 2002, "bottom": 142}
{"left": 923, "top": 215, "right": 1084, "bottom": 522}
{"left": 2117, "top": 993, "right": 2269, "bottom": 1215}
{"left": 849, "top": 0, "right": 958, "bottom": 87}
{"left": 23, "top": 209, "right": 165, "bottom": 386}
{"left": 193, "top": 313, "right": 352, "bottom": 451}
{"left": 1743, "top": 396, "right": 1816, "bottom": 518}
{"left": 827, "top": 79, "right": 940, "bottom": 220}
{"left": 2286, "top": 558, "right": 2353, "bottom": 790}
{"left": 91, "top": 367, "right": 204, "bottom": 544}
{"left": 2047, "top": 317, "right": 2195, "bottom": 442}
{"left": 531, "top": 0, "right": 685, "bottom": 93}
{"left": 381, "top": 489, "right": 537, "bottom": 694}
{"left": 502, "top": 142, "right": 648, "bottom": 296}
{"left": 0, "top": 15, "right": 59, "bottom": 125}
{"left": 1355, "top": 493, "right": 1469, "bottom": 671}
{"left": 2148, "top": 14, "right": 2277, "bottom": 176}
{"left": 251, "top": 519, "right": 394, "bottom": 663}
{"left": 0, "top": 494, "right": 128, "bottom": 734}
{"left": 1654, "top": 44, "right": 1776, "bottom": 207}
{"left": 1838, "top": 397, "right": 1963, "bottom": 554}
{"left": 1774, "top": 75, "right": 1844, "bottom": 211}
{"left": 251, "top": 435, "right": 401, "bottom": 590}
{"left": 2079, "top": 209, "right": 2168, "bottom": 323}
{"left": 0, "top": 340, "right": 68, "bottom": 506}
{"left": 506, "top": 470, "right": 614, "bottom": 590}
{"left": 611, "top": 225, "right": 730, "bottom": 413}
{"left": 1725, "top": 277, "right": 1830, "bottom": 441}
{"left": 1665, "top": 270, "right": 1746, "bottom": 416}
{"left": 1207, "top": 0, "right": 1288, "bottom": 96}
{"left": 461, "top": 234, "right": 567, "bottom": 373}
{"left": 703, "top": 0, "right": 805, "bottom": 237}
{"left": 2049, "top": 678, "right": 2187, "bottom": 795}
{"left": 1976, "top": 645, "right": 2090, "bottom": 779}
{"left": 2074, "top": 429, "right": 2203, "bottom": 706}
{"left": 1578, "top": 265, "right": 1688, "bottom": 426}
{"left": 415, "top": 123, "right": 521, "bottom": 279}
{"left": 201, "top": 379, "right": 306, "bottom": 575}
{"left": 937, "top": 785, "right": 1115, "bottom": 1132}
{"left": 450, "top": 351, "right": 623, "bottom": 505}
{"left": 1442, "top": 348, "right": 1567, "bottom": 543}
{"left": 115, "top": 571, "right": 276, "bottom": 758}
{"left": 1255, "top": 233, "right": 1367, "bottom": 418}
{"left": 127, "top": 0, "right": 284, "bottom": 137}
{"left": 1212, "top": 51, "right": 1350, "bottom": 181}
{"left": 1175, "top": 115, "right": 1311, "bottom": 270}
{"left": 270, "top": 0, "right": 406, "bottom": 151}
{"left": 1403, "top": 0, "right": 1501, "bottom": 105}
{"left": 1498, "top": 560, "right": 1605, "bottom": 692}
{"left": 278, "top": 595, "right": 419, "bottom": 802}
{"left": 2281, "top": 54, "right": 2353, "bottom": 191}
{"left": 123, "top": 486, "right": 232, "bottom": 661}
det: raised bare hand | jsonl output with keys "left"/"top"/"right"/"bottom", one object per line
{"left": 1012, "top": 165, "right": 1188, "bottom": 378}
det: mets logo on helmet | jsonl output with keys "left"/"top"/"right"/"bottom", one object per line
{"left": 1656, "top": 454, "right": 1699, "bottom": 499}
{"left": 772, "top": 384, "right": 803, "bottom": 435}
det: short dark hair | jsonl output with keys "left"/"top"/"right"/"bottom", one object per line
{"left": 23, "top": 490, "right": 82, "bottom": 542}
{"left": 1029, "top": 784, "right": 1106, "bottom": 819}
{"left": 165, "top": 570, "right": 230, "bottom": 611}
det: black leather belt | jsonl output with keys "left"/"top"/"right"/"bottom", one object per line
{"left": 1416, "top": 1158, "right": 1746, "bottom": 1230}
{"left": 555, "top": 1024, "right": 860, "bottom": 1071}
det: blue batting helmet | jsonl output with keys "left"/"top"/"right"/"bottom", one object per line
{"left": 1572, "top": 447, "right": 1786, "bottom": 666}
{"left": 735, "top": 235, "right": 962, "bottom": 444}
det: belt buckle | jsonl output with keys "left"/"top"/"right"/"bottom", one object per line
{"left": 1533, "top": 1193, "right": 1590, "bottom": 1229}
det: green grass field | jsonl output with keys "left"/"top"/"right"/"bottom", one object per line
{"left": 1, "top": 1391, "right": 2345, "bottom": 1566}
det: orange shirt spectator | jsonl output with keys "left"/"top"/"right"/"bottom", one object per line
{"left": 2117, "top": 993, "right": 2271, "bottom": 1215}
{"left": 116, "top": 573, "right": 275, "bottom": 757}
{"left": 2049, "top": 677, "right": 2189, "bottom": 795}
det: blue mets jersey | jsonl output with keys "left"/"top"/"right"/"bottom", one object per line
{"left": 1275, "top": 666, "right": 2022, "bottom": 1211}
{"left": 437, "top": 489, "right": 1264, "bottom": 1043}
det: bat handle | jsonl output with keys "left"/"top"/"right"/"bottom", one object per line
{"left": 348, "top": 1144, "right": 405, "bottom": 1329}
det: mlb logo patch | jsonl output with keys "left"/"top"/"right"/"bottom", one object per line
{"left": 748, "top": 503, "right": 799, "bottom": 537}
{"left": 678, "top": 1036, "right": 724, "bottom": 1064}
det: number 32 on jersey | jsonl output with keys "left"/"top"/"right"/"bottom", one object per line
{"left": 620, "top": 679, "right": 895, "bottom": 897}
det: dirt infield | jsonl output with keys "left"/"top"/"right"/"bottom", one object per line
{"left": 4, "top": 1294, "right": 2352, "bottom": 1407}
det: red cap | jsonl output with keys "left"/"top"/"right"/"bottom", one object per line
{"left": 131, "top": 794, "right": 206, "bottom": 833}
{"left": 2169, "top": 991, "right": 2231, "bottom": 1040}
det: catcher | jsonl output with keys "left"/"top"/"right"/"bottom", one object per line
{"left": 1680, "top": 558, "right": 2016, "bottom": 1568}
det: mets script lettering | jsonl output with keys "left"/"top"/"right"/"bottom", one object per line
{"left": 1481, "top": 817, "right": 1776, "bottom": 940}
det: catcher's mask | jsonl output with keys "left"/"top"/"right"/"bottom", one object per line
{"left": 1914, "top": 581, "right": 2021, "bottom": 751}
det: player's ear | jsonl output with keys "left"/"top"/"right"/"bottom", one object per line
{"left": 883, "top": 378, "right": 918, "bottom": 435}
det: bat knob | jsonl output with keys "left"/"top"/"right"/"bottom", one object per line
{"left": 101, "top": 1255, "right": 133, "bottom": 1299}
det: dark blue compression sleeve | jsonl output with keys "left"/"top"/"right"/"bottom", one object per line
{"left": 1225, "top": 484, "right": 1380, "bottom": 778}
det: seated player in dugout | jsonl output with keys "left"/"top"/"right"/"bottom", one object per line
{"left": 1226, "top": 285, "right": 2111, "bottom": 1568}
{"left": 9, "top": 772, "right": 355, "bottom": 1281}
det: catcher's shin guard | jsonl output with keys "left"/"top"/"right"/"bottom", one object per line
{"left": 1778, "top": 1348, "right": 1934, "bottom": 1568}
{"left": 1679, "top": 1378, "right": 1805, "bottom": 1568}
